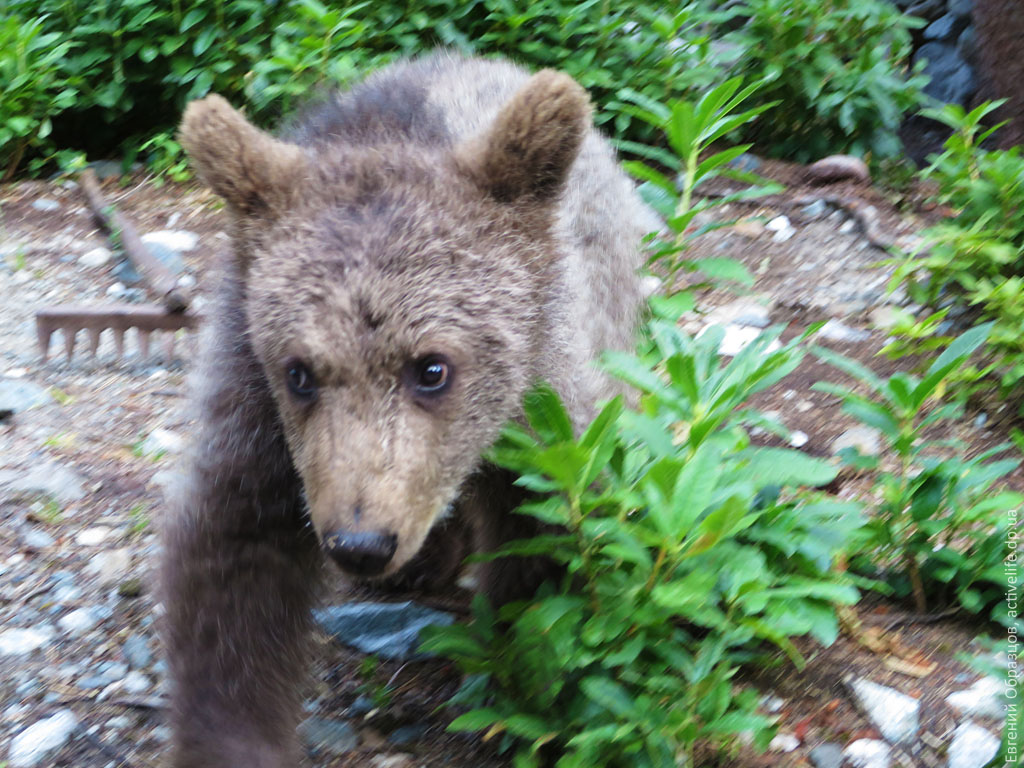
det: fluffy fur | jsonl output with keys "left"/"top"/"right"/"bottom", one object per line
{"left": 163, "top": 52, "right": 653, "bottom": 766}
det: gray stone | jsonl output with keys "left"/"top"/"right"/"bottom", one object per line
{"left": 141, "top": 428, "right": 185, "bottom": 458}
{"left": 819, "top": 319, "right": 871, "bottom": 344}
{"left": 849, "top": 678, "right": 919, "bottom": 744}
{"left": 7, "top": 709, "right": 78, "bottom": 767}
{"left": 388, "top": 723, "right": 428, "bottom": 747}
{"left": 86, "top": 547, "right": 133, "bottom": 586}
{"left": 915, "top": 42, "right": 976, "bottom": 105}
{"left": 58, "top": 607, "right": 101, "bottom": 635}
{"left": 948, "top": 0, "right": 972, "bottom": 17}
{"left": 22, "top": 527, "right": 55, "bottom": 549}
{"left": 0, "top": 378, "right": 52, "bottom": 418}
{"left": 0, "top": 627, "right": 54, "bottom": 656}
{"left": 315, "top": 601, "right": 454, "bottom": 660}
{"left": 299, "top": 717, "right": 359, "bottom": 755}
{"left": 946, "top": 676, "right": 1006, "bottom": 720}
{"left": 0, "top": 462, "right": 86, "bottom": 505}
{"left": 141, "top": 229, "right": 199, "bottom": 254}
{"left": 809, "top": 742, "right": 843, "bottom": 768}
{"left": 767, "top": 215, "right": 796, "bottom": 242}
{"left": 105, "top": 715, "right": 131, "bottom": 729}
{"left": 79, "top": 246, "right": 112, "bottom": 268}
{"left": 112, "top": 259, "right": 142, "bottom": 286}
{"left": 948, "top": 721, "right": 1000, "bottom": 768}
{"left": 801, "top": 199, "right": 829, "bottom": 218}
{"left": 844, "top": 739, "right": 890, "bottom": 768}
{"left": 905, "top": 0, "right": 945, "bottom": 18}
{"left": 924, "top": 14, "right": 962, "bottom": 41}
{"left": 121, "top": 670, "right": 151, "bottom": 693}
{"left": 140, "top": 240, "right": 185, "bottom": 275}
{"left": 31, "top": 198, "right": 60, "bottom": 213}
{"left": 769, "top": 732, "right": 799, "bottom": 752}
{"left": 726, "top": 152, "right": 762, "bottom": 173}
{"left": 122, "top": 634, "right": 152, "bottom": 669}
{"left": 88, "top": 160, "right": 125, "bottom": 180}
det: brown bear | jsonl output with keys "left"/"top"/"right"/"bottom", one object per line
{"left": 162, "top": 51, "right": 653, "bottom": 767}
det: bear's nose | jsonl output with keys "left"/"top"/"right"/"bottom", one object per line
{"left": 322, "top": 529, "right": 397, "bottom": 576}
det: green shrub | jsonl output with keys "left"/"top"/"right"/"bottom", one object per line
{"left": 713, "top": 0, "right": 928, "bottom": 161}
{"left": 0, "top": 15, "right": 77, "bottom": 180}
{"left": 888, "top": 102, "right": 1024, "bottom": 396}
{"left": 422, "top": 324, "right": 862, "bottom": 767}
{"left": 815, "top": 325, "right": 1022, "bottom": 623}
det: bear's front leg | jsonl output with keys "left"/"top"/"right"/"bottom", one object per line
{"left": 161, "top": 300, "right": 322, "bottom": 768}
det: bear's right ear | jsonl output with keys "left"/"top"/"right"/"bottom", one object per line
{"left": 179, "top": 95, "right": 307, "bottom": 218}
{"left": 455, "top": 69, "right": 590, "bottom": 204}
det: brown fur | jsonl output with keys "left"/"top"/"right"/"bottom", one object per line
{"left": 162, "top": 52, "right": 653, "bottom": 766}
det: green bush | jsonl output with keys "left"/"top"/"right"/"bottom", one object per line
{"left": 815, "top": 325, "right": 1022, "bottom": 623}
{"left": 421, "top": 324, "right": 862, "bottom": 767}
{"left": 713, "top": 0, "right": 928, "bottom": 161}
{"left": 3, "top": 0, "right": 928, "bottom": 177}
{"left": 888, "top": 102, "right": 1024, "bottom": 397}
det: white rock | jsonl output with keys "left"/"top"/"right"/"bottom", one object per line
{"left": 709, "top": 324, "right": 782, "bottom": 357}
{"left": 832, "top": 426, "right": 882, "bottom": 457}
{"left": 106, "top": 282, "right": 126, "bottom": 297}
{"left": 818, "top": 319, "right": 871, "bottom": 343}
{"left": 843, "top": 738, "right": 890, "bottom": 768}
{"left": 85, "top": 547, "right": 132, "bottom": 586}
{"left": 76, "top": 526, "right": 112, "bottom": 546}
{"left": 789, "top": 430, "right": 809, "bottom": 448}
{"left": 849, "top": 678, "right": 919, "bottom": 744}
{"left": 58, "top": 607, "right": 100, "bottom": 635}
{"left": 141, "top": 428, "right": 184, "bottom": 457}
{"left": 121, "top": 671, "right": 151, "bottom": 694}
{"left": 948, "top": 721, "right": 1000, "bottom": 768}
{"left": 769, "top": 732, "right": 799, "bottom": 752}
{"left": 7, "top": 709, "right": 78, "bottom": 767}
{"left": 946, "top": 676, "right": 1006, "bottom": 720}
{"left": 0, "top": 627, "right": 53, "bottom": 657}
{"left": 766, "top": 215, "right": 796, "bottom": 242}
{"left": 141, "top": 229, "right": 199, "bottom": 253}
{"left": 79, "top": 246, "right": 112, "bottom": 268}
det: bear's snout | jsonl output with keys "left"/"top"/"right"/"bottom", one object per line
{"left": 322, "top": 529, "right": 398, "bottom": 576}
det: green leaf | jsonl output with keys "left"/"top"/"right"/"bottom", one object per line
{"left": 524, "top": 384, "right": 574, "bottom": 444}
{"left": 448, "top": 708, "right": 502, "bottom": 732}
{"left": 580, "top": 676, "right": 635, "bottom": 718}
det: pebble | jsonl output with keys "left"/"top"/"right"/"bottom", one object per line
{"left": 947, "top": 721, "right": 1000, "bottom": 768}
{"left": 0, "top": 462, "right": 86, "bottom": 504}
{"left": 141, "top": 428, "right": 185, "bottom": 458}
{"left": 766, "top": 215, "right": 796, "bottom": 242}
{"left": 789, "top": 430, "right": 809, "bottom": 448}
{"left": 30, "top": 198, "right": 61, "bottom": 213}
{"left": 768, "top": 732, "right": 800, "bottom": 752}
{"left": 800, "top": 199, "right": 828, "bottom": 218}
{"left": 105, "top": 716, "right": 131, "bottom": 729}
{"left": 946, "top": 676, "right": 1006, "bottom": 720}
{"left": 86, "top": 547, "right": 133, "bottom": 586}
{"left": 76, "top": 526, "right": 112, "bottom": 546}
{"left": 121, "top": 670, "right": 151, "bottom": 693}
{"left": 387, "top": 723, "right": 428, "bottom": 747}
{"left": 808, "top": 742, "right": 844, "bottom": 768}
{"left": 369, "top": 755, "right": 415, "bottom": 768}
{"left": 22, "top": 527, "right": 55, "bottom": 549}
{"left": 844, "top": 738, "right": 890, "bottom": 768}
{"left": 79, "top": 246, "right": 112, "bottom": 268}
{"left": 709, "top": 324, "right": 782, "bottom": 357}
{"left": 58, "top": 607, "right": 101, "bottom": 635}
{"left": 0, "top": 378, "right": 52, "bottom": 418}
{"left": 849, "top": 677, "right": 920, "bottom": 744}
{"left": 0, "top": 627, "right": 54, "bottom": 657}
{"left": 299, "top": 717, "right": 359, "bottom": 755}
{"left": 315, "top": 601, "right": 455, "bottom": 660}
{"left": 7, "top": 709, "right": 78, "bottom": 768}
{"left": 818, "top": 319, "right": 871, "bottom": 343}
{"left": 141, "top": 229, "right": 199, "bottom": 253}
{"left": 122, "top": 634, "right": 153, "bottom": 669}
{"left": 832, "top": 426, "right": 883, "bottom": 457}
{"left": 805, "top": 155, "right": 871, "bottom": 185}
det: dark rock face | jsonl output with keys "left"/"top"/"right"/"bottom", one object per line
{"left": 914, "top": 42, "right": 977, "bottom": 105}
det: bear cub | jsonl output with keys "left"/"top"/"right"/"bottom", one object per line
{"left": 162, "top": 52, "right": 651, "bottom": 767}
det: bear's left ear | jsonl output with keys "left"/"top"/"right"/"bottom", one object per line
{"left": 179, "top": 95, "right": 307, "bottom": 218}
{"left": 456, "top": 70, "right": 591, "bottom": 203}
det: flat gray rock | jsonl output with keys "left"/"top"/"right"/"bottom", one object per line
{"left": 0, "top": 379, "right": 51, "bottom": 418}
{"left": 315, "top": 601, "right": 454, "bottom": 660}
{"left": 808, "top": 742, "right": 843, "bottom": 768}
{"left": 8, "top": 709, "right": 78, "bottom": 767}
{"left": 0, "top": 462, "right": 86, "bottom": 504}
{"left": 946, "top": 676, "right": 1006, "bottom": 720}
{"left": 849, "top": 678, "right": 919, "bottom": 744}
{"left": 299, "top": 717, "right": 359, "bottom": 755}
{"left": 0, "top": 627, "right": 54, "bottom": 657}
{"left": 948, "top": 721, "right": 1000, "bottom": 768}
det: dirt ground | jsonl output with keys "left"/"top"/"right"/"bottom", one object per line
{"left": 0, "top": 160, "right": 1015, "bottom": 767}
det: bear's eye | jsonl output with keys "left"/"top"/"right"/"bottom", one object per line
{"left": 285, "top": 359, "right": 317, "bottom": 400}
{"left": 412, "top": 355, "right": 453, "bottom": 396}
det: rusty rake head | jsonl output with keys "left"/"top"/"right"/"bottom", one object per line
{"left": 36, "top": 304, "right": 202, "bottom": 363}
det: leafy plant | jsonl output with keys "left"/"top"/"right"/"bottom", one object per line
{"left": 422, "top": 323, "right": 861, "bottom": 767}
{"left": 814, "top": 324, "right": 1021, "bottom": 621}
{"left": 619, "top": 77, "right": 782, "bottom": 297}
{"left": 0, "top": 14, "right": 77, "bottom": 180}
{"left": 888, "top": 102, "right": 1024, "bottom": 398}
{"left": 714, "top": 0, "right": 928, "bottom": 161}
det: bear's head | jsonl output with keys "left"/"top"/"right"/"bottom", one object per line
{"left": 179, "top": 70, "right": 590, "bottom": 578}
